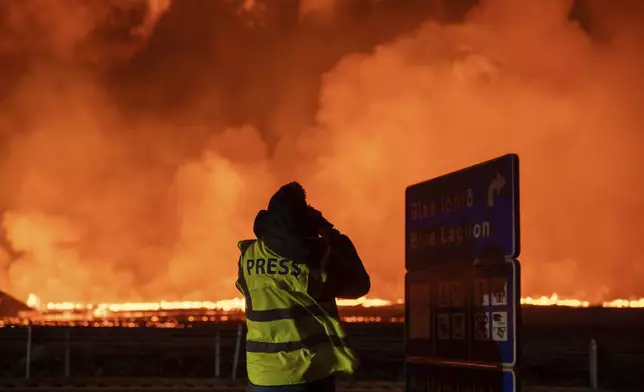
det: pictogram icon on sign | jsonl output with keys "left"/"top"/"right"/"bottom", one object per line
{"left": 438, "top": 282, "right": 450, "bottom": 308}
{"left": 491, "top": 278, "right": 508, "bottom": 306}
{"left": 437, "top": 313, "right": 450, "bottom": 340}
{"left": 492, "top": 311, "right": 508, "bottom": 341}
{"left": 474, "top": 312, "right": 490, "bottom": 341}
{"left": 450, "top": 281, "right": 465, "bottom": 307}
{"left": 451, "top": 313, "right": 465, "bottom": 340}
{"left": 474, "top": 278, "right": 490, "bottom": 307}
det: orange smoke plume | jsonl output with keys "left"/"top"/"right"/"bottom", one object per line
{"left": 1, "top": 0, "right": 644, "bottom": 305}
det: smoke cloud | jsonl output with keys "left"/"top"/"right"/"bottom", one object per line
{"left": 0, "top": 0, "right": 643, "bottom": 304}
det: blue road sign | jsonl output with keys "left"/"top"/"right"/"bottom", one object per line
{"left": 406, "top": 154, "right": 520, "bottom": 270}
{"left": 406, "top": 361, "right": 518, "bottom": 392}
{"left": 405, "top": 260, "right": 521, "bottom": 367}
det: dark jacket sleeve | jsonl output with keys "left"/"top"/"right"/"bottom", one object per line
{"left": 235, "top": 240, "right": 254, "bottom": 297}
{"left": 318, "top": 228, "right": 371, "bottom": 299}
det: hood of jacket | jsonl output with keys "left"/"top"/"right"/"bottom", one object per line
{"left": 253, "top": 182, "right": 318, "bottom": 262}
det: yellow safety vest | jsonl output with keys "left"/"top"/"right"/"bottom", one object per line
{"left": 236, "top": 239, "right": 359, "bottom": 386}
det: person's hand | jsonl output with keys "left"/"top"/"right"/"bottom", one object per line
{"left": 318, "top": 225, "right": 334, "bottom": 240}
{"left": 307, "top": 205, "right": 333, "bottom": 235}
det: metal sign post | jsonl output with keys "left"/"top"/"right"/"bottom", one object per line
{"left": 405, "top": 154, "right": 521, "bottom": 392}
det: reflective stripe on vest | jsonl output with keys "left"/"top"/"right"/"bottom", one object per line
{"left": 245, "top": 300, "right": 339, "bottom": 322}
{"left": 237, "top": 239, "right": 359, "bottom": 386}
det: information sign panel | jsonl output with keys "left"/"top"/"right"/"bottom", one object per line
{"left": 406, "top": 154, "right": 520, "bottom": 270}
{"left": 405, "top": 259, "right": 521, "bottom": 366}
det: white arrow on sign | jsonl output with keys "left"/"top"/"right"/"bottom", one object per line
{"left": 487, "top": 172, "right": 506, "bottom": 207}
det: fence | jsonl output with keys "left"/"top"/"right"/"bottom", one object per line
{"left": 1, "top": 321, "right": 643, "bottom": 389}
{"left": 1, "top": 323, "right": 246, "bottom": 380}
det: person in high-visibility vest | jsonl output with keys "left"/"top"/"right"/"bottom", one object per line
{"left": 236, "top": 182, "right": 371, "bottom": 392}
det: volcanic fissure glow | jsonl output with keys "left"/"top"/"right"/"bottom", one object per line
{"left": 0, "top": 292, "right": 639, "bottom": 328}
{"left": 22, "top": 293, "right": 644, "bottom": 314}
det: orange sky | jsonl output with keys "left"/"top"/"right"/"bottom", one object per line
{"left": 1, "top": 0, "right": 643, "bottom": 304}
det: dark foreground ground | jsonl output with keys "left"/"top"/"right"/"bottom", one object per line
{"left": 0, "top": 380, "right": 618, "bottom": 392}
{"left": 0, "top": 306, "right": 642, "bottom": 391}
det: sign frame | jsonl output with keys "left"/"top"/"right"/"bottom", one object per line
{"left": 404, "top": 153, "right": 522, "bottom": 392}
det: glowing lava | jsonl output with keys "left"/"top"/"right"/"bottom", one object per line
{"left": 23, "top": 293, "right": 644, "bottom": 316}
